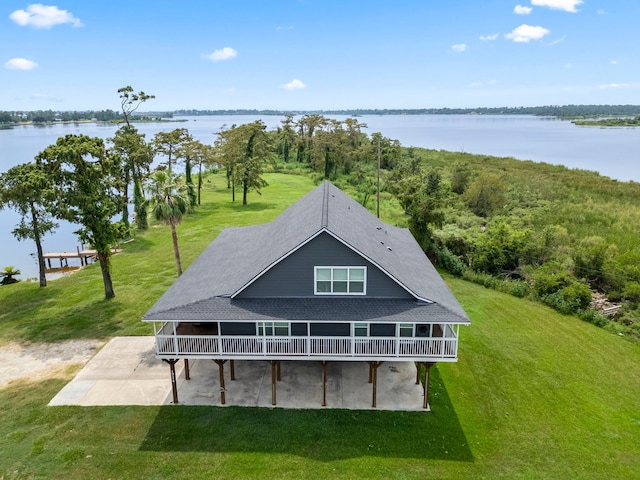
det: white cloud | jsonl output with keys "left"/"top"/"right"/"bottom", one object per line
{"left": 531, "top": 0, "right": 583, "bottom": 13}
{"left": 9, "top": 4, "right": 82, "bottom": 29}
{"left": 514, "top": 5, "right": 533, "bottom": 14}
{"left": 598, "top": 83, "right": 629, "bottom": 89}
{"left": 505, "top": 24, "right": 550, "bottom": 42}
{"left": 480, "top": 33, "right": 499, "bottom": 41}
{"left": 4, "top": 58, "right": 38, "bottom": 70}
{"left": 276, "top": 25, "right": 294, "bottom": 30}
{"left": 451, "top": 43, "right": 467, "bottom": 52}
{"left": 610, "top": 60, "right": 617, "bottom": 65}
{"left": 281, "top": 78, "right": 306, "bottom": 91}
{"left": 547, "top": 36, "right": 565, "bottom": 46}
{"left": 597, "top": 9, "right": 606, "bottom": 15}
{"left": 202, "top": 47, "right": 238, "bottom": 62}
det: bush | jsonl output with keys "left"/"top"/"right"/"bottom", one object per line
{"left": 436, "top": 247, "right": 467, "bottom": 277}
{"left": 531, "top": 262, "right": 574, "bottom": 297}
{"left": 462, "top": 270, "right": 501, "bottom": 289}
{"left": 559, "top": 282, "right": 592, "bottom": 310}
{"left": 623, "top": 282, "right": 640, "bottom": 303}
{"left": 542, "top": 282, "right": 592, "bottom": 314}
{"left": 506, "top": 280, "right": 531, "bottom": 298}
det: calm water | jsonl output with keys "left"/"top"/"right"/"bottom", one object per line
{"left": 1, "top": 115, "right": 639, "bottom": 279}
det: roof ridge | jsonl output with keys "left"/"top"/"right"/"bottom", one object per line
{"left": 321, "top": 180, "right": 329, "bottom": 228}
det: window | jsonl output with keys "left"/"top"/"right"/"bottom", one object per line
{"left": 399, "top": 323, "right": 414, "bottom": 337}
{"left": 258, "top": 321, "right": 289, "bottom": 336}
{"left": 315, "top": 267, "right": 366, "bottom": 295}
{"left": 354, "top": 322, "right": 368, "bottom": 337}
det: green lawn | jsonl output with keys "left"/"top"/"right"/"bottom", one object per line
{"left": 1, "top": 172, "right": 639, "bottom": 479}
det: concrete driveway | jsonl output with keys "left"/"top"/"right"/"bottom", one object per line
{"left": 49, "top": 336, "right": 428, "bottom": 411}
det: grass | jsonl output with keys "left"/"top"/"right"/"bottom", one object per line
{"left": 1, "top": 172, "right": 640, "bottom": 478}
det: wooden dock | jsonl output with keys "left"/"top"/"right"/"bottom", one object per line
{"left": 43, "top": 247, "right": 122, "bottom": 269}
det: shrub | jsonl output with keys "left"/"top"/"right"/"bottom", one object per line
{"left": 506, "top": 280, "right": 531, "bottom": 298}
{"left": 436, "top": 247, "right": 467, "bottom": 277}
{"left": 623, "top": 281, "right": 640, "bottom": 303}
{"left": 531, "top": 262, "right": 574, "bottom": 297}
{"left": 559, "top": 282, "right": 592, "bottom": 310}
{"left": 542, "top": 282, "right": 592, "bottom": 314}
{"left": 462, "top": 270, "right": 500, "bottom": 289}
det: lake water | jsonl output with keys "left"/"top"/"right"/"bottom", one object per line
{"left": 1, "top": 114, "right": 639, "bottom": 280}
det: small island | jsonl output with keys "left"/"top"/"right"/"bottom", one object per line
{"left": 572, "top": 116, "right": 640, "bottom": 127}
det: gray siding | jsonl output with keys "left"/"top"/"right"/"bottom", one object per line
{"left": 238, "top": 232, "right": 413, "bottom": 299}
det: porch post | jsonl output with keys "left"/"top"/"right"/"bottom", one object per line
{"left": 184, "top": 359, "right": 190, "bottom": 380}
{"left": 423, "top": 362, "right": 435, "bottom": 410}
{"left": 269, "top": 360, "right": 278, "bottom": 405}
{"left": 368, "top": 361, "right": 383, "bottom": 408}
{"left": 230, "top": 359, "right": 235, "bottom": 380}
{"left": 162, "top": 359, "right": 179, "bottom": 404}
{"left": 321, "top": 361, "right": 328, "bottom": 407}
{"left": 415, "top": 362, "right": 421, "bottom": 385}
{"left": 214, "top": 360, "right": 227, "bottom": 405}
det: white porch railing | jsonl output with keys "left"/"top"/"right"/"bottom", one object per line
{"left": 154, "top": 329, "right": 458, "bottom": 360}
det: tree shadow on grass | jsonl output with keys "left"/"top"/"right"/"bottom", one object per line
{"left": 139, "top": 366, "right": 473, "bottom": 462}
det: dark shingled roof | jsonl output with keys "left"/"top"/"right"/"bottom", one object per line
{"left": 143, "top": 181, "right": 470, "bottom": 324}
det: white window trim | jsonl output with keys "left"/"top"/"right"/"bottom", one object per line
{"left": 353, "top": 322, "right": 369, "bottom": 336}
{"left": 399, "top": 323, "right": 414, "bottom": 338}
{"left": 314, "top": 266, "right": 367, "bottom": 295}
{"left": 257, "top": 321, "right": 289, "bottom": 336}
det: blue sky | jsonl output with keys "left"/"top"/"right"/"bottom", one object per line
{"left": 2, "top": 0, "right": 639, "bottom": 111}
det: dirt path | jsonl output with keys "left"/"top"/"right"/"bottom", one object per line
{"left": 0, "top": 339, "right": 106, "bottom": 388}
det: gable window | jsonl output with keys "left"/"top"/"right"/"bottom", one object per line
{"left": 315, "top": 267, "right": 366, "bottom": 295}
{"left": 258, "top": 321, "right": 289, "bottom": 336}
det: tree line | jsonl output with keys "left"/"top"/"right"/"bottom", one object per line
{"left": 5, "top": 104, "right": 640, "bottom": 126}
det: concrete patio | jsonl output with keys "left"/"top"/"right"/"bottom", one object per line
{"left": 49, "top": 336, "right": 429, "bottom": 410}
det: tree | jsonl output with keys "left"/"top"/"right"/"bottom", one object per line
{"left": 0, "top": 162, "right": 58, "bottom": 287}
{"left": 109, "top": 125, "right": 153, "bottom": 229}
{"left": 276, "top": 114, "right": 297, "bottom": 163}
{"left": 179, "top": 139, "right": 209, "bottom": 207}
{"left": 0, "top": 266, "right": 21, "bottom": 285}
{"left": 310, "top": 119, "right": 348, "bottom": 179}
{"left": 36, "top": 134, "right": 124, "bottom": 299}
{"left": 133, "top": 179, "right": 148, "bottom": 230}
{"left": 389, "top": 168, "right": 445, "bottom": 253}
{"left": 450, "top": 161, "right": 471, "bottom": 194}
{"left": 216, "top": 121, "right": 271, "bottom": 205}
{"left": 463, "top": 172, "right": 508, "bottom": 217}
{"left": 117, "top": 85, "right": 155, "bottom": 126}
{"left": 148, "top": 171, "right": 190, "bottom": 276}
{"left": 152, "top": 128, "right": 192, "bottom": 172}
{"left": 295, "top": 114, "right": 327, "bottom": 164}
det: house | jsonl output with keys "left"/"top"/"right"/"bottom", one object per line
{"left": 143, "top": 181, "right": 470, "bottom": 408}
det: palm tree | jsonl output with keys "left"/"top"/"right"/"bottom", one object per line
{"left": 148, "top": 171, "right": 191, "bottom": 276}
{"left": 1, "top": 266, "right": 21, "bottom": 285}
